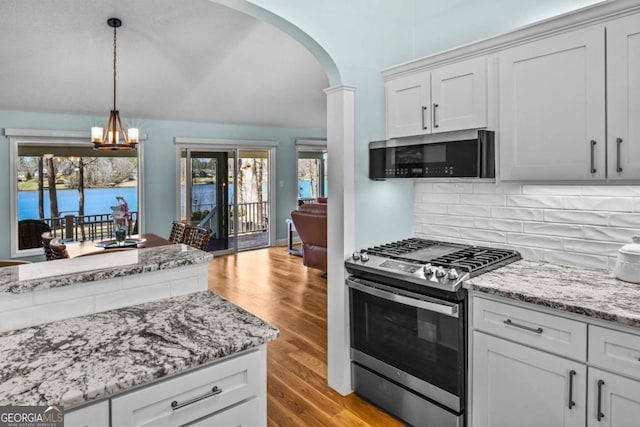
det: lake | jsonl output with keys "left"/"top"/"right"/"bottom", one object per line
{"left": 19, "top": 188, "right": 138, "bottom": 220}
{"left": 19, "top": 179, "right": 327, "bottom": 220}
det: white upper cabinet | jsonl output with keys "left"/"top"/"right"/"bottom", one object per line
{"left": 386, "top": 71, "right": 430, "bottom": 138}
{"left": 607, "top": 13, "right": 640, "bottom": 180}
{"left": 499, "top": 25, "right": 606, "bottom": 181}
{"left": 385, "top": 56, "right": 487, "bottom": 138}
{"left": 431, "top": 57, "right": 487, "bottom": 133}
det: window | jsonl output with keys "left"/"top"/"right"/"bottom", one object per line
{"left": 296, "top": 139, "right": 327, "bottom": 204}
{"left": 7, "top": 129, "right": 144, "bottom": 258}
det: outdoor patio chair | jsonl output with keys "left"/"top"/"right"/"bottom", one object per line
{"left": 169, "top": 221, "right": 188, "bottom": 244}
{"left": 49, "top": 238, "right": 70, "bottom": 260}
{"left": 41, "top": 232, "right": 55, "bottom": 261}
{"left": 18, "top": 219, "right": 51, "bottom": 250}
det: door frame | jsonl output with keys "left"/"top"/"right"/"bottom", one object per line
{"left": 174, "top": 137, "right": 278, "bottom": 253}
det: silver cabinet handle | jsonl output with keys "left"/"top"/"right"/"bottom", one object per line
{"left": 433, "top": 103, "right": 439, "bottom": 128}
{"left": 421, "top": 106, "right": 427, "bottom": 130}
{"left": 171, "top": 386, "right": 222, "bottom": 411}
{"left": 503, "top": 318, "right": 543, "bottom": 334}
{"left": 617, "top": 137, "right": 623, "bottom": 173}
{"left": 590, "top": 140, "right": 597, "bottom": 174}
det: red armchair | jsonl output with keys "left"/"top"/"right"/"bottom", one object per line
{"left": 291, "top": 202, "right": 327, "bottom": 273}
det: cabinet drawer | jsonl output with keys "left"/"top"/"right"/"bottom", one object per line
{"left": 589, "top": 325, "right": 640, "bottom": 380}
{"left": 111, "top": 348, "right": 263, "bottom": 427}
{"left": 190, "top": 396, "right": 261, "bottom": 426}
{"left": 473, "top": 297, "right": 587, "bottom": 361}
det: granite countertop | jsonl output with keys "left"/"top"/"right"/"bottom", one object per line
{"left": 0, "top": 244, "right": 213, "bottom": 295}
{"left": 465, "top": 260, "right": 640, "bottom": 328}
{"left": 0, "top": 291, "right": 279, "bottom": 408}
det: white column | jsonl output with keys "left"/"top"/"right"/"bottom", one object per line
{"left": 324, "top": 84, "right": 356, "bottom": 395}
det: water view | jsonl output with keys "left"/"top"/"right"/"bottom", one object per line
{"left": 18, "top": 187, "right": 138, "bottom": 220}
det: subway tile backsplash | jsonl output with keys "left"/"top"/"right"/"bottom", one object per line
{"left": 414, "top": 183, "right": 640, "bottom": 270}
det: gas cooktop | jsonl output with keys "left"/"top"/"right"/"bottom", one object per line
{"left": 345, "top": 238, "right": 521, "bottom": 294}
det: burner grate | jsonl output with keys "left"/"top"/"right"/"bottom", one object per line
{"left": 365, "top": 238, "right": 521, "bottom": 277}
{"left": 367, "top": 238, "right": 446, "bottom": 258}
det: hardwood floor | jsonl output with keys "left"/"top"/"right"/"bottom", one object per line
{"left": 208, "top": 247, "right": 403, "bottom": 427}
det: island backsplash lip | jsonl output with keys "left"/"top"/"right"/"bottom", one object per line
{"left": 0, "top": 291, "right": 279, "bottom": 409}
{"left": 464, "top": 259, "right": 640, "bottom": 329}
{"left": 0, "top": 244, "right": 213, "bottom": 295}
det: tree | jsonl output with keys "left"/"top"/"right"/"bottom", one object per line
{"left": 37, "top": 158, "right": 44, "bottom": 219}
{"left": 45, "top": 158, "right": 59, "bottom": 222}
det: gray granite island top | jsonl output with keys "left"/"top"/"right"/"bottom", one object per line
{"left": 0, "top": 291, "right": 279, "bottom": 408}
{"left": 0, "top": 244, "right": 213, "bottom": 295}
{"left": 465, "top": 260, "right": 640, "bottom": 328}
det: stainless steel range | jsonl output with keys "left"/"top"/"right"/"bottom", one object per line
{"left": 346, "top": 238, "right": 520, "bottom": 427}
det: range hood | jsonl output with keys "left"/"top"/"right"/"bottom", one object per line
{"left": 369, "top": 129, "right": 495, "bottom": 180}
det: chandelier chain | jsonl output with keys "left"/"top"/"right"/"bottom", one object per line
{"left": 113, "top": 22, "right": 117, "bottom": 112}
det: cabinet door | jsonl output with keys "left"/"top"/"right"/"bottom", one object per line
{"left": 385, "top": 71, "right": 430, "bottom": 138}
{"left": 431, "top": 56, "right": 487, "bottom": 133}
{"left": 588, "top": 368, "right": 640, "bottom": 427}
{"left": 607, "top": 13, "right": 640, "bottom": 180}
{"left": 499, "top": 26, "right": 606, "bottom": 180}
{"left": 64, "top": 401, "right": 109, "bottom": 427}
{"left": 472, "top": 332, "right": 586, "bottom": 427}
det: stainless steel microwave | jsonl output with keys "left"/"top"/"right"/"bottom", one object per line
{"left": 369, "top": 129, "right": 495, "bottom": 179}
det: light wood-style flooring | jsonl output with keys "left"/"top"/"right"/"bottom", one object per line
{"left": 208, "top": 246, "right": 403, "bottom": 427}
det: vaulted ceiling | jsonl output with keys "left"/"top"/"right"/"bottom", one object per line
{"left": 0, "top": 0, "right": 329, "bottom": 129}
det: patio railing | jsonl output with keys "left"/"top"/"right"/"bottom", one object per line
{"left": 37, "top": 200, "right": 267, "bottom": 244}
{"left": 42, "top": 211, "right": 138, "bottom": 241}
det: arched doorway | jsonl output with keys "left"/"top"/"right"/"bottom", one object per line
{"left": 209, "top": 0, "right": 355, "bottom": 395}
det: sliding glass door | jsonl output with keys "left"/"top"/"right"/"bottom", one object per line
{"left": 179, "top": 146, "right": 272, "bottom": 254}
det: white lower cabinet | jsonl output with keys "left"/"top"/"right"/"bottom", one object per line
{"left": 472, "top": 331, "right": 586, "bottom": 427}
{"left": 111, "top": 348, "right": 264, "bottom": 427}
{"left": 65, "top": 400, "right": 110, "bottom": 427}
{"left": 471, "top": 295, "right": 640, "bottom": 427}
{"left": 65, "top": 346, "right": 266, "bottom": 427}
{"left": 588, "top": 368, "right": 640, "bottom": 427}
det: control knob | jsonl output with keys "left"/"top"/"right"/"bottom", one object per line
{"left": 447, "top": 268, "right": 459, "bottom": 280}
{"left": 360, "top": 252, "right": 369, "bottom": 262}
{"left": 435, "top": 267, "right": 446, "bottom": 278}
{"left": 423, "top": 263, "right": 435, "bottom": 276}
{"left": 352, "top": 251, "right": 361, "bottom": 261}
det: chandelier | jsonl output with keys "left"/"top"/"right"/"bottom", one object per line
{"left": 92, "top": 18, "right": 139, "bottom": 151}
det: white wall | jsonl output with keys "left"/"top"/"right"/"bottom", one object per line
{"left": 414, "top": 182, "right": 640, "bottom": 270}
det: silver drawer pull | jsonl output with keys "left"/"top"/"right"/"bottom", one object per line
{"left": 503, "top": 319, "right": 543, "bottom": 334}
{"left": 171, "top": 386, "right": 222, "bottom": 411}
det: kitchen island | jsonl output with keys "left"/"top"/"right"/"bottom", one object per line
{"left": 0, "top": 291, "right": 279, "bottom": 426}
{"left": 0, "top": 244, "right": 213, "bottom": 332}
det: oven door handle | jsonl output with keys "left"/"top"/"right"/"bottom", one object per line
{"left": 347, "top": 279, "right": 459, "bottom": 318}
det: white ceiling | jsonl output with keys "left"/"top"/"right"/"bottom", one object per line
{"left": 0, "top": 0, "right": 329, "bottom": 129}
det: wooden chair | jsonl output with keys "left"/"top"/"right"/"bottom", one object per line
{"left": 18, "top": 219, "right": 51, "bottom": 250}
{"left": 184, "top": 226, "right": 212, "bottom": 251}
{"left": 49, "top": 238, "right": 70, "bottom": 260}
{"left": 41, "top": 232, "right": 55, "bottom": 261}
{"left": 169, "top": 221, "right": 188, "bottom": 244}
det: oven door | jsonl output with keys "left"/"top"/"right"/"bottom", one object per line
{"left": 348, "top": 277, "right": 465, "bottom": 414}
